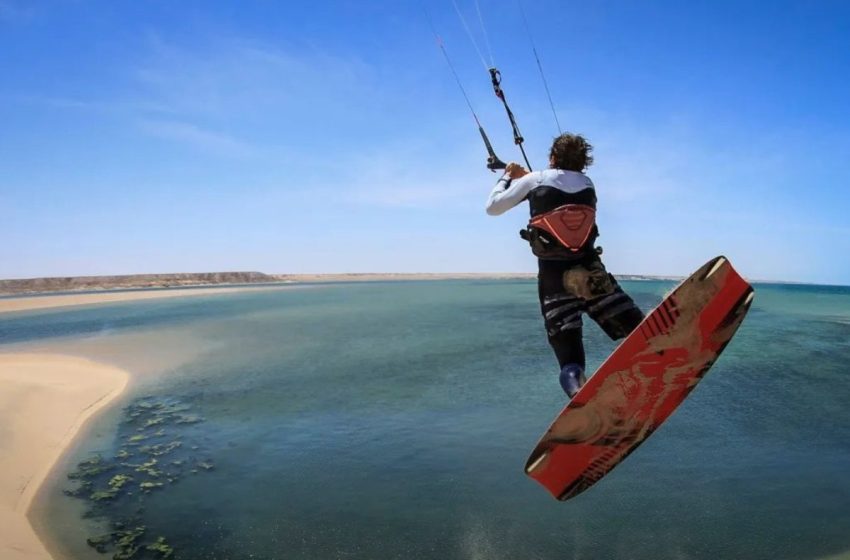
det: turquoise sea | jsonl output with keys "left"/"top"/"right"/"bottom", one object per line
{"left": 3, "top": 279, "right": 850, "bottom": 560}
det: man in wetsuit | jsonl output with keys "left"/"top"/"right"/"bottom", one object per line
{"left": 485, "top": 133, "right": 644, "bottom": 397}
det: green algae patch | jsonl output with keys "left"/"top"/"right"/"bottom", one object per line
{"left": 113, "top": 526, "right": 146, "bottom": 559}
{"left": 66, "top": 396, "right": 214, "bottom": 559}
{"left": 149, "top": 441, "right": 182, "bottom": 456}
{"left": 68, "top": 455, "right": 112, "bottom": 479}
{"left": 146, "top": 536, "right": 175, "bottom": 558}
{"left": 135, "top": 458, "right": 163, "bottom": 478}
{"left": 139, "top": 481, "right": 164, "bottom": 492}
{"left": 109, "top": 474, "right": 134, "bottom": 490}
{"left": 64, "top": 479, "right": 93, "bottom": 498}
{"left": 86, "top": 533, "right": 112, "bottom": 553}
{"left": 142, "top": 416, "right": 165, "bottom": 428}
{"left": 175, "top": 414, "right": 203, "bottom": 424}
{"left": 90, "top": 489, "right": 119, "bottom": 501}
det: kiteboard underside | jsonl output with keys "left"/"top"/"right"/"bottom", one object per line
{"left": 525, "top": 255, "right": 754, "bottom": 501}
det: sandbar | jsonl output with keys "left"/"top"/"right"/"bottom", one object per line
{"left": 0, "top": 354, "right": 129, "bottom": 560}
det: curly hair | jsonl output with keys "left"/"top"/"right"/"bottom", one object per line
{"left": 549, "top": 133, "right": 594, "bottom": 171}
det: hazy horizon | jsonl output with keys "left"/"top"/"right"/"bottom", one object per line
{"left": 3, "top": 269, "right": 849, "bottom": 289}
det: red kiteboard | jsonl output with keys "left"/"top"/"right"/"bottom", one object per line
{"left": 525, "top": 255, "right": 754, "bottom": 500}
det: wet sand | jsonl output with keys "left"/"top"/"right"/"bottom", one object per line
{"left": 0, "top": 354, "right": 129, "bottom": 560}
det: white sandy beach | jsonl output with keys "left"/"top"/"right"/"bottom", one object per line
{"left": 0, "top": 354, "right": 129, "bottom": 560}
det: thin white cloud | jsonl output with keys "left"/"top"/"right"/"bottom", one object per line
{"left": 138, "top": 119, "right": 256, "bottom": 158}
{"left": 133, "top": 34, "right": 375, "bottom": 121}
{"left": 336, "top": 147, "right": 487, "bottom": 208}
{"left": 5, "top": 93, "right": 169, "bottom": 114}
{"left": 9, "top": 33, "right": 381, "bottom": 157}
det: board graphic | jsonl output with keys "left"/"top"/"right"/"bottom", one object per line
{"left": 525, "top": 256, "right": 754, "bottom": 500}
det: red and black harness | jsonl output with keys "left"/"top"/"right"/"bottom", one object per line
{"left": 521, "top": 204, "right": 598, "bottom": 260}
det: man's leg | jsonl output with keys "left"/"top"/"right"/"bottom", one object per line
{"left": 549, "top": 328, "right": 587, "bottom": 397}
{"left": 547, "top": 322, "right": 585, "bottom": 370}
{"left": 539, "top": 268, "right": 587, "bottom": 396}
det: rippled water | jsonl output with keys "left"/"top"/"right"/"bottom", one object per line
{"left": 5, "top": 279, "right": 849, "bottom": 560}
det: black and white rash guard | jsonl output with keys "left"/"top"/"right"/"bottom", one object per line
{"left": 485, "top": 168, "right": 597, "bottom": 218}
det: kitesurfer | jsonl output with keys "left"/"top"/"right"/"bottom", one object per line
{"left": 485, "top": 133, "right": 644, "bottom": 397}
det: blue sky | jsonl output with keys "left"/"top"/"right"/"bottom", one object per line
{"left": 1, "top": 1, "right": 849, "bottom": 284}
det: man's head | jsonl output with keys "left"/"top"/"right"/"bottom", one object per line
{"left": 549, "top": 133, "right": 594, "bottom": 172}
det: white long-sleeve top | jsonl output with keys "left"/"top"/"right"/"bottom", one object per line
{"left": 485, "top": 169, "right": 595, "bottom": 216}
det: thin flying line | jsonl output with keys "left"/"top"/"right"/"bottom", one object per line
{"left": 439, "top": 40, "right": 485, "bottom": 129}
{"left": 518, "top": 0, "right": 562, "bottom": 133}
{"left": 451, "top": 0, "right": 490, "bottom": 72}
{"left": 474, "top": 0, "right": 496, "bottom": 68}
{"left": 423, "top": 6, "right": 486, "bottom": 128}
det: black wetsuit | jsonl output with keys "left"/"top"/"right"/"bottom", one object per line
{"left": 486, "top": 169, "right": 644, "bottom": 370}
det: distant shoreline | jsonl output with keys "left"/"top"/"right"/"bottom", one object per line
{"left": 0, "top": 272, "right": 700, "bottom": 315}
{"left": 0, "top": 271, "right": 691, "bottom": 299}
{"left": 0, "top": 285, "right": 299, "bottom": 314}
{"left": 3, "top": 272, "right": 845, "bottom": 312}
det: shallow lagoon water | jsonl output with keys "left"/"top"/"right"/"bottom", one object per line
{"left": 4, "top": 279, "right": 850, "bottom": 559}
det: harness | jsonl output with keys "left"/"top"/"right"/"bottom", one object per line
{"left": 520, "top": 204, "right": 597, "bottom": 260}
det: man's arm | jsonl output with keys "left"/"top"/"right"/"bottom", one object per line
{"left": 485, "top": 170, "right": 537, "bottom": 215}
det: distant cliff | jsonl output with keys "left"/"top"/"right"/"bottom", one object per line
{"left": 0, "top": 272, "right": 280, "bottom": 295}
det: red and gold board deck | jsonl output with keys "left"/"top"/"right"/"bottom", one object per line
{"left": 525, "top": 256, "right": 754, "bottom": 500}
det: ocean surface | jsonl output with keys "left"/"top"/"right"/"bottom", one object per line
{"left": 3, "top": 279, "right": 850, "bottom": 560}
